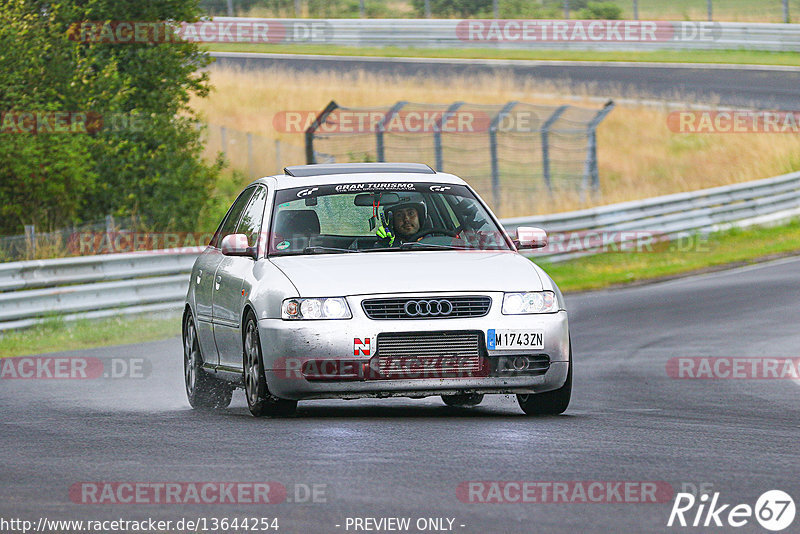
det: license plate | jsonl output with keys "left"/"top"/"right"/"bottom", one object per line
{"left": 487, "top": 329, "right": 544, "bottom": 350}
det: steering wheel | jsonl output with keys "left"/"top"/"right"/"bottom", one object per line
{"left": 410, "top": 227, "right": 459, "bottom": 240}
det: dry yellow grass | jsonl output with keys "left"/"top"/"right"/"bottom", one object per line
{"left": 191, "top": 66, "right": 800, "bottom": 216}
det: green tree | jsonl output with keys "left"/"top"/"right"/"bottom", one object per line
{"left": 0, "top": 0, "right": 222, "bottom": 235}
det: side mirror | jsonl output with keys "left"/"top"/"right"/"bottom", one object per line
{"left": 514, "top": 226, "right": 548, "bottom": 249}
{"left": 220, "top": 233, "right": 257, "bottom": 258}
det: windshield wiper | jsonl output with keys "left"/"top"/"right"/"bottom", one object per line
{"left": 302, "top": 246, "right": 358, "bottom": 254}
{"left": 360, "top": 243, "right": 475, "bottom": 252}
{"left": 398, "top": 242, "right": 474, "bottom": 251}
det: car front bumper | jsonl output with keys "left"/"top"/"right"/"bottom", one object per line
{"left": 258, "top": 293, "right": 570, "bottom": 401}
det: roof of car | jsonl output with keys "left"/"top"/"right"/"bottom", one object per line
{"left": 284, "top": 163, "right": 435, "bottom": 176}
{"left": 252, "top": 165, "right": 468, "bottom": 190}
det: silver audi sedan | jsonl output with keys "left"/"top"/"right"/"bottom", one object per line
{"left": 183, "top": 163, "right": 571, "bottom": 417}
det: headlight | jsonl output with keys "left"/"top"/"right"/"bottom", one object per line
{"left": 281, "top": 298, "right": 352, "bottom": 320}
{"left": 502, "top": 291, "right": 558, "bottom": 314}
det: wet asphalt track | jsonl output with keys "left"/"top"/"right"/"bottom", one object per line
{"left": 2, "top": 256, "right": 799, "bottom": 533}
{"left": 210, "top": 52, "right": 800, "bottom": 109}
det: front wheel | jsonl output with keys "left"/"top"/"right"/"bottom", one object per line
{"left": 243, "top": 313, "right": 297, "bottom": 417}
{"left": 517, "top": 347, "right": 572, "bottom": 416}
{"left": 184, "top": 311, "right": 233, "bottom": 410}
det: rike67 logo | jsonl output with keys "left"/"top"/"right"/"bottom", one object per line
{"left": 668, "top": 490, "right": 795, "bottom": 531}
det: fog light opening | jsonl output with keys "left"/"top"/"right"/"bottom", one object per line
{"left": 513, "top": 356, "right": 528, "bottom": 371}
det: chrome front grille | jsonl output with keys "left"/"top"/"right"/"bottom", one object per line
{"left": 362, "top": 296, "right": 491, "bottom": 320}
{"left": 373, "top": 331, "right": 486, "bottom": 379}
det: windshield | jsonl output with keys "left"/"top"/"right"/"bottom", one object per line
{"left": 268, "top": 181, "right": 513, "bottom": 256}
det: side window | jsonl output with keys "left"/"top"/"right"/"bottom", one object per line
{"left": 210, "top": 187, "right": 255, "bottom": 248}
{"left": 236, "top": 186, "right": 268, "bottom": 249}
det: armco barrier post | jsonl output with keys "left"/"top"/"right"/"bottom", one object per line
{"left": 24, "top": 225, "right": 35, "bottom": 260}
{"left": 376, "top": 101, "right": 407, "bottom": 163}
{"left": 583, "top": 101, "right": 615, "bottom": 195}
{"left": 433, "top": 101, "right": 463, "bottom": 171}
{"left": 305, "top": 100, "right": 339, "bottom": 164}
{"left": 541, "top": 105, "right": 569, "bottom": 193}
{"left": 489, "top": 101, "right": 518, "bottom": 212}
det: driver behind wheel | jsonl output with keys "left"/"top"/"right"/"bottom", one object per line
{"left": 377, "top": 201, "right": 427, "bottom": 246}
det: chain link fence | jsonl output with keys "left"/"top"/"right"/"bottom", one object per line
{"left": 0, "top": 216, "right": 142, "bottom": 262}
{"left": 305, "top": 100, "right": 614, "bottom": 217}
{"left": 201, "top": 124, "right": 300, "bottom": 179}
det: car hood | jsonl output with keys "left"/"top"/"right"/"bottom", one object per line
{"left": 269, "top": 250, "right": 543, "bottom": 296}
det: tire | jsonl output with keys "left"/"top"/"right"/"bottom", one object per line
{"left": 517, "top": 345, "right": 572, "bottom": 416}
{"left": 242, "top": 312, "right": 297, "bottom": 417}
{"left": 184, "top": 311, "right": 233, "bottom": 410}
{"left": 441, "top": 393, "right": 484, "bottom": 407}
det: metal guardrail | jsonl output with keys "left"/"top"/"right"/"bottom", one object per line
{"left": 0, "top": 170, "right": 799, "bottom": 331}
{"left": 211, "top": 18, "right": 800, "bottom": 52}
{"left": 504, "top": 170, "right": 800, "bottom": 262}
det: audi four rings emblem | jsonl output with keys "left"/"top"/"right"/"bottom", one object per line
{"left": 404, "top": 299, "right": 453, "bottom": 317}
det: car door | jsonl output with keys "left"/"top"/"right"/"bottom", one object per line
{"left": 213, "top": 185, "right": 269, "bottom": 370}
{"left": 193, "top": 246, "right": 223, "bottom": 367}
{"left": 196, "top": 187, "right": 254, "bottom": 368}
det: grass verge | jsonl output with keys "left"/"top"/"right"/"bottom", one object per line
{"left": 0, "top": 314, "right": 181, "bottom": 359}
{"left": 204, "top": 43, "right": 800, "bottom": 67}
{"left": 541, "top": 219, "right": 800, "bottom": 292}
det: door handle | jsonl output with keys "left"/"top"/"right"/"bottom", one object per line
{"left": 215, "top": 275, "right": 222, "bottom": 290}
{"left": 196, "top": 269, "right": 202, "bottom": 285}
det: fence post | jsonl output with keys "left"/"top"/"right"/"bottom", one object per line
{"left": 105, "top": 214, "right": 114, "bottom": 234}
{"left": 563, "top": 0, "right": 570, "bottom": 19}
{"left": 489, "top": 101, "right": 518, "bottom": 213}
{"left": 493, "top": 0, "right": 498, "bottom": 18}
{"left": 376, "top": 101, "right": 407, "bottom": 163}
{"left": 24, "top": 224, "right": 35, "bottom": 259}
{"left": 305, "top": 100, "right": 339, "bottom": 164}
{"left": 226, "top": 0, "right": 234, "bottom": 16}
{"left": 275, "top": 139, "right": 282, "bottom": 173}
{"left": 784, "top": 0, "right": 790, "bottom": 22}
{"left": 633, "top": 0, "right": 638, "bottom": 20}
{"left": 707, "top": 0, "right": 712, "bottom": 21}
{"left": 583, "top": 101, "right": 615, "bottom": 196}
{"left": 221, "top": 126, "right": 227, "bottom": 158}
{"left": 247, "top": 133, "right": 254, "bottom": 177}
{"left": 294, "top": 0, "right": 301, "bottom": 17}
{"left": 433, "top": 101, "right": 464, "bottom": 172}
{"left": 359, "top": 0, "right": 365, "bottom": 17}
{"left": 540, "top": 105, "right": 569, "bottom": 193}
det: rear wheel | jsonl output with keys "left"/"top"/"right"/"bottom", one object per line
{"left": 243, "top": 313, "right": 297, "bottom": 417}
{"left": 184, "top": 311, "right": 233, "bottom": 409}
{"left": 517, "top": 350, "right": 572, "bottom": 416}
{"left": 441, "top": 393, "right": 484, "bottom": 407}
